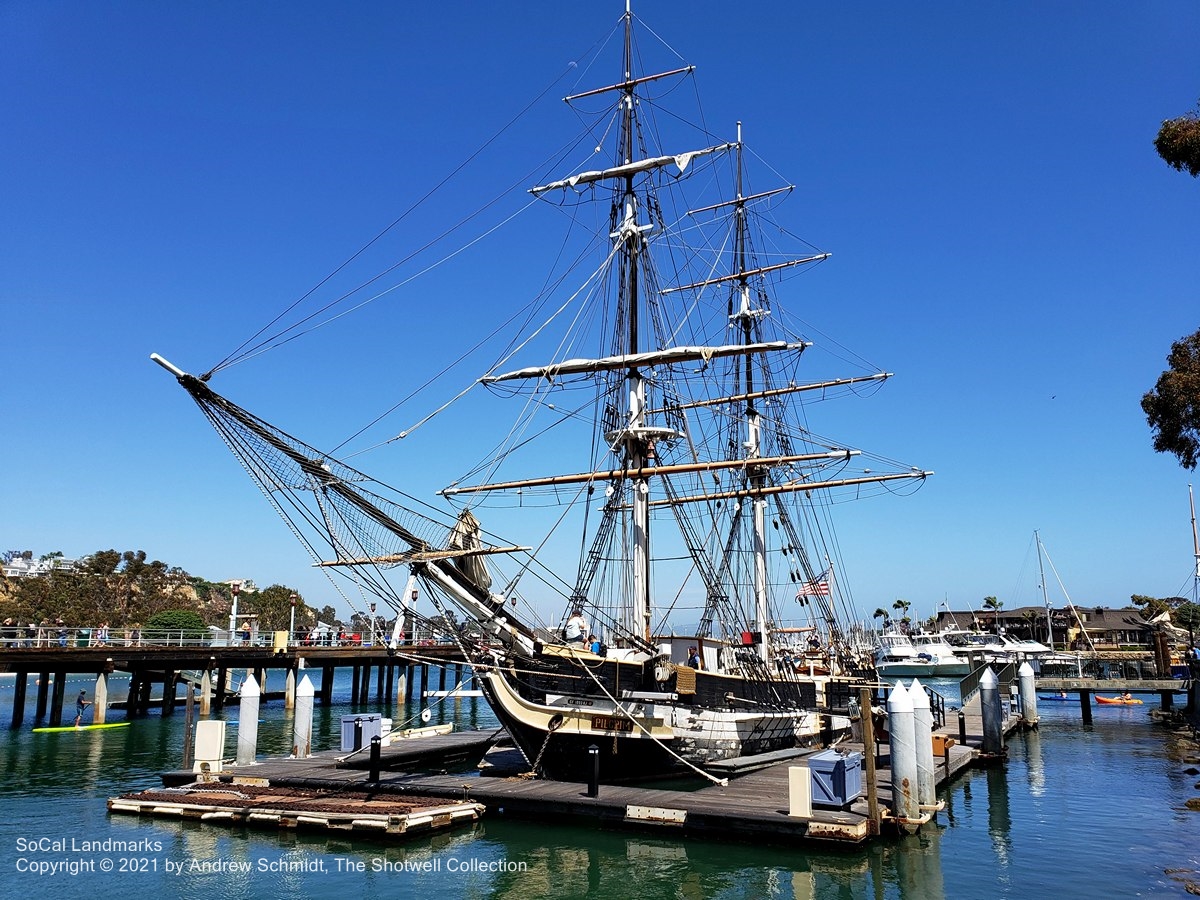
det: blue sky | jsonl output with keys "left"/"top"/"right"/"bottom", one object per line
{"left": 3, "top": 2, "right": 1199, "bottom": 626}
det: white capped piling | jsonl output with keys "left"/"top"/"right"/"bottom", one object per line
{"left": 979, "top": 667, "right": 1004, "bottom": 754}
{"left": 235, "top": 673, "right": 260, "bottom": 766}
{"left": 887, "top": 680, "right": 919, "bottom": 821}
{"left": 285, "top": 668, "right": 296, "bottom": 710}
{"left": 93, "top": 671, "right": 109, "bottom": 725}
{"left": 1017, "top": 661, "right": 1037, "bottom": 726}
{"left": 909, "top": 679, "right": 935, "bottom": 808}
{"left": 292, "top": 675, "right": 314, "bottom": 759}
{"left": 199, "top": 669, "right": 212, "bottom": 716}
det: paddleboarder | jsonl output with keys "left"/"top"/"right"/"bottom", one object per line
{"left": 74, "top": 690, "right": 93, "bottom": 728}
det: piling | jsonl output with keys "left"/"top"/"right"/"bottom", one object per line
{"left": 182, "top": 684, "right": 195, "bottom": 770}
{"left": 199, "top": 670, "right": 212, "bottom": 716}
{"left": 93, "top": 671, "right": 108, "bottom": 725}
{"left": 1017, "top": 662, "right": 1037, "bottom": 726}
{"left": 11, "top": 672, "right": 27, "bottom": 728}
{"left": 887, "top": 681, "right": 918, "bottom": 820}
{"left": 236, "top": 673, "right": 260, "bottom": 766}
{"left": 292, "top": 675, "right": 314, "bottom": 759}
{"left": 979, "top": 667, "right": 1004, "bottom": 755}
{"left": 285, "top": 668, "right": 296, "bottom": 711}
{"left": 50, "top": 671, "right": 66, "bottom": 727}
{"left": 909, "top": 680, "right": 935, "bottom": 810}
{"left": 858, "top": 687, "right": 881, "bottom": 835}
{"left": 35, "top": 672, "right": 49, "bottom": 721}
{"left": 214, "top": 667, "right": 227, "bottom": 709}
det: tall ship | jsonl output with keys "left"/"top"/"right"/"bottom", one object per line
{"left": 152, "top": 5, "right": 931, "bottom": 783}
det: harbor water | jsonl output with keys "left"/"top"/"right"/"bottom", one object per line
{"left": 1, "top": 672, "right": 1198, "bottom": 898}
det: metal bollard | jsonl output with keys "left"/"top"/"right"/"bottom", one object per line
{"left": 368, "top": 736, "right": 381, "bottom": 782}
{"left": 353, "top": 716, "right": 363, "bottom": 751}
{"left": 587, "top": 744, "right": 600, "bottom": 798}
{"left": 958, "top": 708, "right": 966, "bottom": 745}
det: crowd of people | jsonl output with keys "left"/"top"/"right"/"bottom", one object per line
{"left": 0, "top": 617, "right": 142, "bottom": 648}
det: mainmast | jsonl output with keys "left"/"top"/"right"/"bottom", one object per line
{"left": 727, "top": 124, "right": 771, "bottom": 662}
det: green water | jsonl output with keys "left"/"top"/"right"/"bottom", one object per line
{"left": 2, "top": 672, "right": 1198, "bottom": 898}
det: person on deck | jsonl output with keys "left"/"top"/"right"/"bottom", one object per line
{"left": 564, "top": 609, "right": 588, "bottom": 644}
{"left": 74, "top": 690, "right": 93, "bottom": 727}
{"left": 687, "top": 646, "right": 701, "bottom": 669}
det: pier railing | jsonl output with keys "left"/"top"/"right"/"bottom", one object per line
{"left": 0, "top": 624, "right": 455, "bottom": 651}
{"left": 958, "top": 661, "right": 1017, "bottom": 707}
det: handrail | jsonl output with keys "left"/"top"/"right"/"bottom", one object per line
{"left": 959, "top": 661, "right": 1017, "bottom": 707}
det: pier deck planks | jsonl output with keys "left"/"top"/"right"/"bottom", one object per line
{"left": 152, "top": 701, "right": 1017, "bottom": 846}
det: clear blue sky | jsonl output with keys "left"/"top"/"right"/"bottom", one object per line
{"left": 3, "top": 2, "right": 1198, "bottom": 625}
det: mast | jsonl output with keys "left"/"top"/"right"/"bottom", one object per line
{"left": 616, "top": 4, "right": 652, "bottom": 643}
{"left": 1036, "top": 529, "right": 1053, "bottom": 648}
{"left": 725, "top": 123, "right": 771, "bottom": 662}
{"left": 1191, "top": 484, "right": 1200, "bottom": 604}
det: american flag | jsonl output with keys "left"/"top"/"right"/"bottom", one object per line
{"left": 796, "top": 570, "right": 831, "bottom": 599}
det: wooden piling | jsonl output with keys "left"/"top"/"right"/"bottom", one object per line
{"left": 50, "top": 671, "right": 66, "bottom": 727}
{"left": 859, "top": 686, "right": 880, "bottom": 835}
{"left": 161, "top": 671, "right": 176, "bottom": 716}
{"left": 11, "top": 672, "right": 28, "bottom": 728}
{"left": 35, "top": 671, "right": 49, "bottom": 721}
{"left": 214, "top": 667, "right": 227, "bottom": 709}
{"left": 320, "top": 666, "right": 334, "bottom": 705}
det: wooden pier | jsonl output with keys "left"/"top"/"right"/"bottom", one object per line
{"left": 0, "top": 643, "right": 469, "bottom": 729}
{"left": 140, "top": 699, "right": 1019, "bottom": 847}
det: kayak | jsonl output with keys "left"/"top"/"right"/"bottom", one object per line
{"left": 1038, "top": 695, "right": 1073, "bottom": 701}
{"left": 1095, "top": 696, "right": 1143, "bottom": 705}
{"left": 33, "top": 721, "right": 131, "bottom": 733}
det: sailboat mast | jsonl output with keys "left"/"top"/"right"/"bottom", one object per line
{"left": 1036, "top": 529, "right": 1053, "bottom": 648}
{"left": 1190, "top": 484, "right": 1200, "bottom": 603}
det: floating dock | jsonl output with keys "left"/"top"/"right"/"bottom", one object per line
{"left": 134, "top": 701, "right": 1018, "bottom": 847}
{"left": 108, "top": 783, "right": 484, "bottom": 837}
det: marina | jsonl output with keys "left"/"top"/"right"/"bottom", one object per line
{"left": 2, "top": 667, "right": 1199, "bottom": 897}
{"left": 4, "top": 2, "right": 1200, "bottom": 898}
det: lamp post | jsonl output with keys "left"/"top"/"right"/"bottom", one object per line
{"left": 289, "top": 594, "right": 297, "bottom": 646}
{"left": 229, "top": 581, "right": 241, "bottom": 645}
{"left": 368, "top": 602, "right": 377, "bottom": 646}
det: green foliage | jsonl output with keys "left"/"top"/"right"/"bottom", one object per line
{"left": 1131, "top": 593, "right": 1171, "bottom": 618}
{"left": 237, "top": 584, "right": 312, "bottom": 632}
{"left": 1155, "top": 103, "right": 1200, "bottom": 177}
{"left": 145, "top": 609, "right": 205, "bottom": 632}
{"left": 1142, "top": 329, "right": 1200, "bottom": 470}
{"left": 1176, "top": 602, "right": 1200, "bottom": 636}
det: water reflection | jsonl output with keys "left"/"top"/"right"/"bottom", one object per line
{"left": 986, "top": 763, "right": 1012, "bottom": 871}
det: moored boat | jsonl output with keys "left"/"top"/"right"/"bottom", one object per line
{"left": 151, "top": 5, "right": 930, "bottom": 783}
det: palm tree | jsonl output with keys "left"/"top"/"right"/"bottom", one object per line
{"left": 873, "top": 608, "right": 890, "bottom": 629}
{"left": 982, "top": 596, "right": 1003, "bottom": 631}
{"left": 1021, "top": 609, "right": 1041, "bottom": 641}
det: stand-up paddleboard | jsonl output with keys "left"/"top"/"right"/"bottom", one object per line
{"left": 33, "top": 721, "right": 131, "bottom": 733}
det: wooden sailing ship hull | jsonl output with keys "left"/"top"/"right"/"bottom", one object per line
{"left": 476, "top": 649, "right": 849, "bottom": 782}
